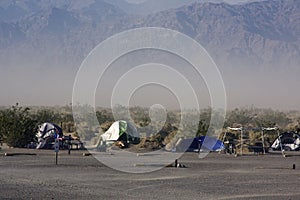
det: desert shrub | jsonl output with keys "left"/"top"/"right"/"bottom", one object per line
{"left": 224, "top": 108, "right": 253, "bottom": 127}
{"left": 0, "top": 104, "right": 36, "bottom": 147}
{"left": 196, "top": 120, "right": 209, "bottom": 137}
{"left": 31, "top": 108, "right": 76, "bottom": 133}
{"left": 254, "top": 111, "right": 291, "bottom": 129}
{"left": 96, "top": 109, "right": 114, "bottom": 125}
{"left": 0, "top": 110, "right": 4, "bottom": 143}
{"left": 32, "top": 109, "right": 61, "bottom": 125}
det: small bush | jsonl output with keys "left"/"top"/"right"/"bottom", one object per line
{"left": 0, "top": 104, "right": 36, "bottom": 147}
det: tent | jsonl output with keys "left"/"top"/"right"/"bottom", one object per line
{"left": 36, "top": 122, "right": 63, "bottom": 149}
{"left": 174, "top": 136, "right": 225, "bottom": 152}
{"left": 100, "top": 120, "right": 139, "bottom": 143}
{"left": 199, "top": 136, "right": 225, "bottom": 151}
{"left": 271, "top": 132, "right": 300, "bottom": 151}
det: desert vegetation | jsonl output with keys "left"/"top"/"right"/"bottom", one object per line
{"left": 0, "top": 103, "right": 75, "bottom": 147}
{"left": 0, "top": 103, "right": 300, "bottom": 148}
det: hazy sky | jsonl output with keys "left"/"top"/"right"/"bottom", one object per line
{"left": 2, "top": 47, "right": 299, "bottom": 110}
{"left": 1, "top": 0, "right": 299, "bottom": 111}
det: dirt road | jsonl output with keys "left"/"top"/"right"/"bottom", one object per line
{"left": 1, "top": 148, "right": 300, "bottom": 200}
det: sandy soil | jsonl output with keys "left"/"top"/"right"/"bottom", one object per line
{"left": 1, "top": 146, "right": 300, "bottom": 200}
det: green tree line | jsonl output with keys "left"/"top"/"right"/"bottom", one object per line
{"left": 0, "top": 104, "right": 299, "bottom": 148}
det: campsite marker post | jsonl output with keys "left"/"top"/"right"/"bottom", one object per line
{"left": 54, "top": 139, "right": 60, "bottom": 165}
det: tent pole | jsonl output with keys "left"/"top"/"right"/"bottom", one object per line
{"left": 278, "top": 129, "right": 285, "bottom": 157}
{"left": 261, "top": 129, "right": 265, "bottom": 155}
{"left": 227, "top": 127, "right": 243, "bottom": 156}
{"left": 222, "top": 131, "right": 227, "bottom": 144}
{"left": 240, "top": 128, "right": 243, "bottom": 156}
{"left": 220, "top": 131, "right": 227, "bottom": 154}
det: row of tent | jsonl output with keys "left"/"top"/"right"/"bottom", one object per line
{"left": 35, "top": 121, "right": 300, "bottom": 152}
{"left": 36, "top": 121, "right": 224, "bottom": 152}
{"left": 99, "top": 121, "right": 225, "bottom": 151}
{"left": 98, "top": 121, "right": 300, "bottom": 152}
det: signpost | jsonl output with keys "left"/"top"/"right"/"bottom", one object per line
{"left": 54, "top": 138, "right": 60, "bottom": 165}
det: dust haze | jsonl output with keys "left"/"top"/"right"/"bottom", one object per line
{"left": 1, "top": 50, "right": 299, "bottom": 111}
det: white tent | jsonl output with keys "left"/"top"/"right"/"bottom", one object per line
{"left": 101, "top": 120, "right": 139, "bottom": 142}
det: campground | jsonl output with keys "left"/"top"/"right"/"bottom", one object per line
{"left": 1, "top": 147, "right": 300, "bottom": 199}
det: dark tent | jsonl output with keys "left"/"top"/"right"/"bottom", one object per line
{"left": 271, "top": 132, "right": 300, "bottom": 151}
{"left": 36, "top": 122, "right": 63, "bottom": 149}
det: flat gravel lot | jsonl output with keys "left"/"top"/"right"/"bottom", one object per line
{"left": 1, "top": 148, "right": 300, "bottom": 200}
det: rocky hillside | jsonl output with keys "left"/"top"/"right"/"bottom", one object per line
{"left": 104, "top": 0, "right": 228, "bottom": 15}
{"left": 139, "top": 0, "right": 300, "bottom": 68}
{"left": 0, "top": 0, "right": 299, "bottom": 70}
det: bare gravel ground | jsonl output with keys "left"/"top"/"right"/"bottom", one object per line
{"left": 1, "top": 147, "right": 300, "bottom": 200}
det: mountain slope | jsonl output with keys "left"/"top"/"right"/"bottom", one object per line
{"left": 105, "top": 0, "right": 222, "bottom": 15}
{"left": 138, "top": 0, "right": 300, "bottom": 68}
{"left": 1, "top": 0, "right": 299, "bottom": 69}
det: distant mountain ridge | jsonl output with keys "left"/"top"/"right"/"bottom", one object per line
{"left": 139, "top": 0, "right": 300, "bottom": 68}
{"left": 0, "top": 0, "right": 299, "bottom": 70}
{"left": 104, "top": 0, "right": 223, "bottom": 15}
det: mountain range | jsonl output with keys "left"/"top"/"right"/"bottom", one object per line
{"left": 0, "top": 0, "right": 299, "bottom": 108}
{"left": 1, "top": 0, "right": 299, "bottom": 69}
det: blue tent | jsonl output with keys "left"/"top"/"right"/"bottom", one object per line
{"left": 198, "top": 136, "right": 225, "bottom": 151}
{"left": 175, "top": 136, "right": 224, "bottom": 152}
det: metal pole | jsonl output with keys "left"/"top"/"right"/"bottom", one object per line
{"left": 278, "top": 129, "right": 285, "bottom": 157}
{"left": 68, "top": 135, "right": 71, "bottom": 155}
{"left": 227, "top": 127, "right": 243, "bottom": 156}
{"left": 220, "top": 131, "right": 227, "bottom": 154}
{"left": 222, "top": 131, "right": 227, "bottom": 143}
{"left": 261, "top": 129, "right": 265, "bottom": 154}
{"left": 55, "top": 152, "right": 58, "bottom": 165}
{"left": 240, "top": 129, "right": 243, "bottom": 156}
